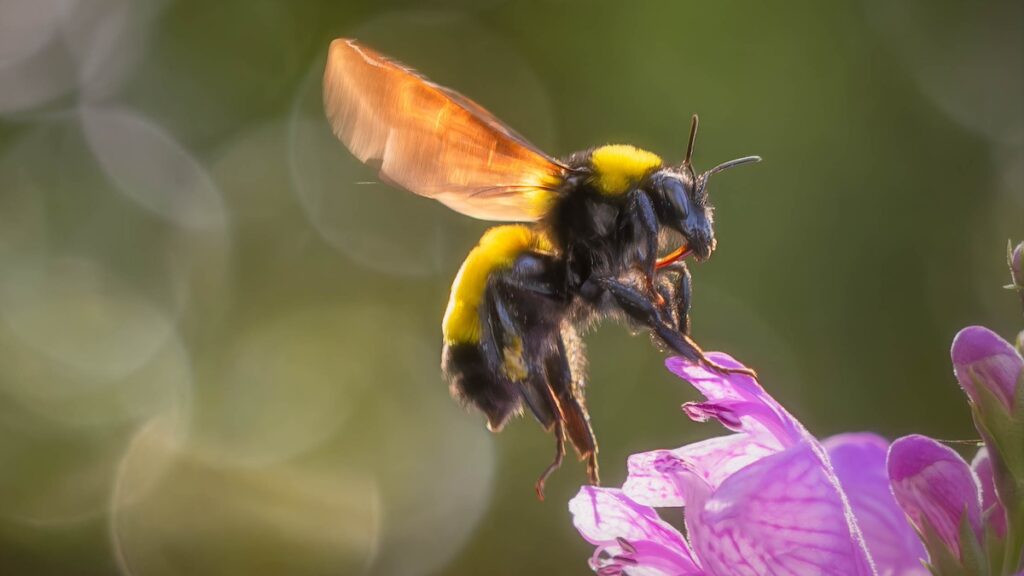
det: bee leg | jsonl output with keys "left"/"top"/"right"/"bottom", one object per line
{"left": 596, "top": 276, "right": 757, "bottom": 380}
{"left": 546, "top": 326, "right": 599, "bottom": 486}
{"left": 626, "top": 190, "right": 662, "bottom": 303}
{"left": 482, "top": 315, "right": 569, "bottom": 501}
{"left": 485, "top": 256, "right": 567, "bottom": 429}
{"left": 533, "top": 397, "right": 565, "bottom": 501}
{"left": 484, "top": 282, "right": 558, "bottom": 429}
{"left": 448, "top": 256, "right": 560, "bottom": 434}
{"left": 656, "top": 261, "right": 692, "bottom": 335}
{"left": 488, "top": 255, "right": 601, "bottom": 495}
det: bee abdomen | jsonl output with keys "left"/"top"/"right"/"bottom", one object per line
{"left": 442, "top": 342, "right": 521, "bottom": 432}
{"left": 442, "top": 225, "right": 552, "bottom": 345}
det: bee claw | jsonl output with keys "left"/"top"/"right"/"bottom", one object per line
{"left": 534, "top": 419, "right": 567, "bottom": 501}
{"left": 585, "top": 452, "right": 600, "bottom": 486}
{"left": 702, "top": 358, "right": 758, "bottom": 381}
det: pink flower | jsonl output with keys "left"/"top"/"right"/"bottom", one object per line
{"left": 1009, "top": 240, "right": 1023, "bottom": 311}
{"left": 887, "top": 435, "right": 983, "bottom": 562}
{"left": 972, "top": 448, "right": 1008, "bottom": 538}
{"left": 1010, "top": 241, "right": 1023, "bottom": 289}
{"left": 885, "top": 325, "right": 1024, "bottom": 573}
{"left": 949, "top": 325, "right": 1022, "bottom": 555}
{"left": 952, "top": 326, "right": 1023, "bottom": 414}
{"left": 569, "top": 353, "right": 925, "bottom": 575}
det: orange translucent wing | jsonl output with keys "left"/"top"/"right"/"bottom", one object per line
{"left": 323, "top": 38, "right": 567, "bottom": 222}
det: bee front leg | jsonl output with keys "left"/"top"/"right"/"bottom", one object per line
{"left": 655, "top": 261, "right": 692, "bottom": 335}
{"left": 595, "top": 275, "right": 757, "bottom": 380}
{"left": 626, "top": 190, "right": 661, "bottom": 302}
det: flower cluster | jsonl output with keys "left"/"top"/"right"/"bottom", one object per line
{"left": 570, "top": 242, "right": 1024, "bottom": 575}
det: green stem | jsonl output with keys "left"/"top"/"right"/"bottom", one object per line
{"left": 1003, "top": 505, "right": 1024, "bottom": 575}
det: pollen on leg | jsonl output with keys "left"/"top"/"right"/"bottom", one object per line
{"left": 501, "top": 336, "right": 529, "bottom": 382}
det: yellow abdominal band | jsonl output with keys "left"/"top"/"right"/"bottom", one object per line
{"left": 590, "top": 145, "right": 663, "bottom": 196}
{"left": 443, "top": 226, "right": 554, "bottom": 345}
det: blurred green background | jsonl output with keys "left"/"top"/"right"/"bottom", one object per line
{"left": 0, "top": 0, "right": 1021, "bottom": 574}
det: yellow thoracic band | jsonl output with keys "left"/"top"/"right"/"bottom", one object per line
{"left": 590, "top": 144, "right": 663, "bottom": 196}
{"left": 443, "top": 225, "right": 554, "bottom": 345}
{"left": 525, "top": 187, "right": 556, "bottom": 218}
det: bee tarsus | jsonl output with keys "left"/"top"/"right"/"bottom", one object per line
{"left": 534, "top": 412, "right": 565, "bottom": 501}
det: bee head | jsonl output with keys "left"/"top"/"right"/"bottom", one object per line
{"left": 647, "top": 115, "right": 760, "bottom": 261}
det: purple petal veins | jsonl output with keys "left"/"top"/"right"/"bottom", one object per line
{"left": 824, "top": 433, "right": 928, "bottom": 575}
{"left": 569, "top": 486, "right": 702, "bottom": 575}
{"left": 681, "top": 442, "right": 876, "bottom": 575}
{"left": 667, "top": 354, "right": 805, "bottom": 447}
{"left": 624, "top": 433, "right": 778, "bottom": 508}
{"left": 572, "top": 350, "right": 1006, "bottom": 575}
{"left": 887, "top": 434, "right": 983, "bottom": 559}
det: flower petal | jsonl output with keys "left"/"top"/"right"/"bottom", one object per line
{"left": 970, "top": 447, "right": 1007, "bottom": 537}
{"left": 623, "top": 433, "right": 778, "bottom": 507}
{"left": 1010, "top": 240, "right": 1023, "bottom": 288}
{"left": 680, "top": 442, "right": 876, "bottom": 576}
{"left": 887, "top": 435, "right": 983, "bottom": 560}
{"left": 568, "top": 486, "right": 701, "bottom": 575}
{"left": 667, "top": 354, "right": 804, "bottom": 447}
{"left": 824, "top": 433, "right": 928, "bottom": 576}
{"left": 951, "top": 326, "right": 1023, "bottom": 412}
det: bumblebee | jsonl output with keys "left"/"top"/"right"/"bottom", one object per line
{"left": 323, "top": 39, "right": 760, "bottom": 497}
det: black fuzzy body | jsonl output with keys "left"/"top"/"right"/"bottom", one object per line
{"left": 442, "top": 150, "right": 686, "bottom": 489}
{"left": 545, "top": 151, "right": 663, "bottom": 321}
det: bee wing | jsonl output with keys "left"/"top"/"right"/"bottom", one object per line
{"left": 323, "top": 39, "right": 567, "bottom": 222}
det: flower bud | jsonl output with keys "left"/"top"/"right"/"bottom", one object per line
{"left": 888, "top": 435, "right": 983, "bottom": 571}
{"left": 952, "top": 326, "right": 1023, "bottom": 413}
{"left": 1010, "top": 240, "right": 1023, "bottom": 288}
{"left": 951, "top": 326, "right": 1024, "bottom": 570}
{"left": 1009, "top": 240, "right": 1024, "bottom": 314}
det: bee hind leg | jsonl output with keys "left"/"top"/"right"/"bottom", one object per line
{"left": 545, "top": 327, "right": 599, "bottom": 486}
{"left": 484, "top": 255, "right": 601, "bottom": 496}
{"left": 533, "top": 410, "right": 565, "bottom": 501}
{"left": 484, "top": 277, "right": 560, "bottom": 430}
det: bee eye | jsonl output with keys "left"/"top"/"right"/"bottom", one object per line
{"left": 663, "top": 180, "right": 689, "bottom": 219}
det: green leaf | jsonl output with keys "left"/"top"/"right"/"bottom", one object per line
{"left": 968, "top": 368, "right": 1024, "bottom": 484}
{"left": 982, "top": 519, "right": 1004, "bottom": 575}
{"left": 957, "top": 512, "right": 989, "bottom": 576}
{"left": 1003, "top": 505, "right": 1024, "bottom": 576}
{"left": 921, "top": 518, "right": 967, "bottom": 576}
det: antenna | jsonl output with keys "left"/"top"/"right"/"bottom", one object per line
{"left": 683, "top": 114, "right": 699, "bottom": 180}
{"left": 681, "top": 115, "right": 761, "bottom": 192}
{"left": 699, "top": 155, "right": 761, "bottom": 196}
{"left": 705, "top": 156, "right": 762, "bottom": 177}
